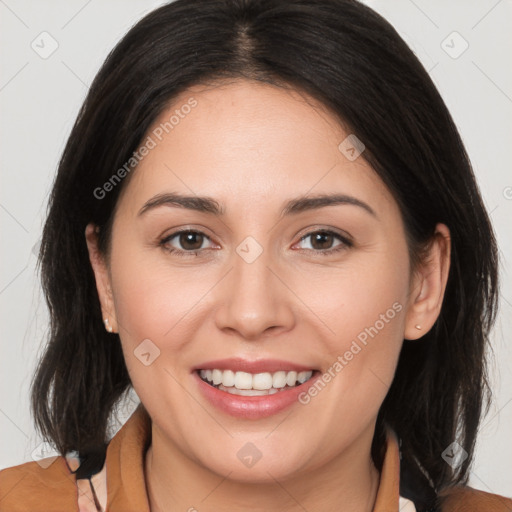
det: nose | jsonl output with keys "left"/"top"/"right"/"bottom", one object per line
{"left": 214, "top": 245, "right": 296, "bottom": 341}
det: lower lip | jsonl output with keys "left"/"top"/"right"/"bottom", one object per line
{"left": 194, "top": 371, "right": 320, "bottom": 419}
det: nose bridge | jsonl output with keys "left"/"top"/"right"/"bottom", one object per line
{"left": 234, "top": 242, "right": 273, "bottom": 301}
{"left": 214, "top": 236, "right": 295, "bottom": 338}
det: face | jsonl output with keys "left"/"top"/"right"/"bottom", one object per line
{"left": 87, "top": 79, "right": 449, "bottom": 483}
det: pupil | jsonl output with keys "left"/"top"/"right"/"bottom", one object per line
{"left": 313, "top": 233, "right": 332, "bottom": 250}
{"left": 181, "top": 232, "right": 203, "bottom": 250}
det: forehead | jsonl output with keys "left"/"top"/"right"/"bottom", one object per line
{"left": 117, "top": 79, "right": 397, "bottom": 219}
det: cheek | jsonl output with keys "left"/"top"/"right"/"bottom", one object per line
{"left": 291, "top": 243, "right": 409, "bottom": 356}
{"left": 108, "top": 251, "right": 214, "bottom": 429}
{"left": 108, "top": 239, "right": 231, "bottom": 407}
{"left": 291, "top": 242, "right": 409, "bottom": 419}
{"left": 110, "top": 237, "right": 216, "bottom": 343}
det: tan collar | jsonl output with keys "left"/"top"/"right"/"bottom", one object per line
{"left": 100, "top": 403, "right": 401, "bottom": 511}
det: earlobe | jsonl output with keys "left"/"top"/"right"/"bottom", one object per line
{"left": 404, "top": 223, "right": 451, "bottom": 340}
{"left": 85, "top": 223, "right": 118, "bottom": 333}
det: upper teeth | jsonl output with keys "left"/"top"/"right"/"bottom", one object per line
{"left": 200, "top": 369, "right": 313, "bottom": 390}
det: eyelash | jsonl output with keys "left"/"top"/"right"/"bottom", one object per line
{"left": 159, "top": 228, "right": 353, "bottom": 258}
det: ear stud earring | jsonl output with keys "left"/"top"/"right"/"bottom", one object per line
{"left": 104, "top": 318, "right": 113, "bottom": 333}
{"left": 415, "top": 325, "right": 422, "bottom": 330}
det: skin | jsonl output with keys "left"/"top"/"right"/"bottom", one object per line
{"left": 86, "top": 79, "right": 450, "bottom": 512}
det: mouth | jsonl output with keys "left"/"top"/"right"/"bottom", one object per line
{"left": 197, "top": 368, "right": 317, "bottom": 396}
{"left": 193, "top": 358, "right": 321, "bottom": 418}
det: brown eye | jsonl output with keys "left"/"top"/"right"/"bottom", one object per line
{"left": 295, "top": 230, "right": 352, "bottom": 255}
{"left": 160, "top": 230, "right": 213, "bottom": 256}
{"left": 309, "top": 232, "right": 336, "bottom": 250}
{"left": 177, "top": 231, "right": 204, "bottom": 250}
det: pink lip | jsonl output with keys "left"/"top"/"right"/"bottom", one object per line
{"left": 192, "top": 357, "right": 315, "bottom": 374}
{"left": 194, "top": 370, "right": 321, "bottom": 420}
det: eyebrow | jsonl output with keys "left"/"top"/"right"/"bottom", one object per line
{"left": 137, "top": 192, "right": 376, "bottom": 218}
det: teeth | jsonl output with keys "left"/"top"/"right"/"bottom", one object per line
{"left": 212, "top": 369, "right": 223, "bottom": 385}
{"left": 218, "top": 385, "right": 268, "bottom": 396}
{"left": 253, "top": 372, "right": 273, "bottom": 390}
{"left": 222, "top": 369, "right": 235, "bottom": 387}
{"left": 286, "top": 371, "right": 298, "bottom": 386}
{"left": 234, "top": 371, "right": 253, "bottom": 390}
{"left": 199, "top": 369, "right": 314, "bottom": 392}
{"left": 297, "top": 371, "right": 311, "bottom": 384}
{"left": 272, "top": 371, "right": 287, "bottom": 388}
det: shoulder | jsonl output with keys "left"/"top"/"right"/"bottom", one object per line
{"left": 0, "top": 456, "right": 78, "bottom": 511}
{"left": 439, "top": 485, "right": 512, "bottom": 511}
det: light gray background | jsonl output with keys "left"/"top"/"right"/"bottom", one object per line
{"left": 1, "top": 0, "right": 511, "bottom": 497}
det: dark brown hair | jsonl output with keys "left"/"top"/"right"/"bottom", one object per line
{"left": 31, "top": 0, "right": 499, "bottom": 508}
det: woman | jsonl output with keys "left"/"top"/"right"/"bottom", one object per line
{"left": 0, "top": 0, "right": 510, "bottom": 510}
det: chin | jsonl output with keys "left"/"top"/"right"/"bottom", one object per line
{"left": 195, "top": 437, "right": 312, "bottom": 483}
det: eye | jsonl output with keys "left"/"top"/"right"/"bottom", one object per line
{"left": 160, "top": 229, "right": 214, "bottom": 257}
{"left": 294, "top": 230, "right": 352, "bottom": 255}
{"left": 159, "top": 228, "right": 352, "bottom": 258}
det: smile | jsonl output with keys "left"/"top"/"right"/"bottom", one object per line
{"left": 198, "top": 369, "right": 314, "bottom": 396}
{"left": 193, "top": 359, "right": 321, "bottom": 419}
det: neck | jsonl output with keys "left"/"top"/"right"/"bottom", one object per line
{"left": 144, "top": 425, "right": 381, "bottom": 512}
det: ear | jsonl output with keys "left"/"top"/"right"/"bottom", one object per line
{"left": 404, "top": 223, "right": 451, "bottom": 340}
{"left": 85, "top": 223, "right": 118, "bottom": 333}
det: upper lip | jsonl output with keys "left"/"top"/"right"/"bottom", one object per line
{"left": 192, "top": 358, "right": 316, "bottom": 374}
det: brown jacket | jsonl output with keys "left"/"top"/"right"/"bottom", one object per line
{"left": 1, "top": 404, "right": 511, "bottom": 511}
